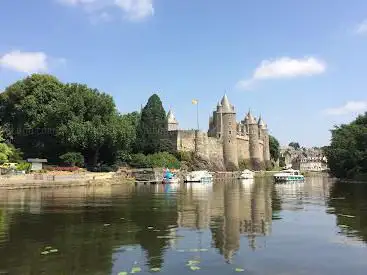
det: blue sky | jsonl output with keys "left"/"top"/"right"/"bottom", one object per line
{"left": 1, "top": 0, "right": 367, "bottom": 147}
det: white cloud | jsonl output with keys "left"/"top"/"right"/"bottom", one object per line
{"left": 57, "top": 0, "right": 154, "bottom": 21}
{"left": 0, "top": 50, "right": 48, "bottom": 74}
{"left": 324, "top": 101, "right": 367, "bottom": 115}
{"left": 236, "top": 57, "right": 326, "bottom": 90}
{"left": 115, "top": 0, "right": 154, "bottom": 20}
{"left": 355, "top": 20, "right": 367, "bottom": 35}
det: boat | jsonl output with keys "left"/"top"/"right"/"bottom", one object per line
{"left": 162, "top": 168, "right": 180, "bottom": 184}
{"left": 273, "top": 169, "right": 305, "bottom": 182}
{"left": 239, "top": 169, "right": 254, "bottom": 179}
{"left": 162, "top": 177, "right": 180, "bottom": 184}
{"left": 185, "top": 170, "right": 213, "bottom": 183}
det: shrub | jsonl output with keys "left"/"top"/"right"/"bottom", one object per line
{"left": 147, "top": 152, "right": 180, "bottom": 169}
{"left": 129, "top": 153, "right": 150, "bottom": 168}
{"left": 129, "top": 152, "right": 180, "bottom": 169}
{"left": 16, "top": 162, "right": 31, "bottom": 172}
{"left": 59, "top": 152, "right": 84, "bottom": 167}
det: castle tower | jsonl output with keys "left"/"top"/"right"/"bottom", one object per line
{"left": 247, "top": 111, "right": 261, "bottom": 170}
{"left": 258, "top": 116, "right": 271, "bottom": 163}
{"left": 221, "top": 94, "right": 238, "bottom": 170}
{"left": 167, "top": 109, "right": 179, "bottom": 131}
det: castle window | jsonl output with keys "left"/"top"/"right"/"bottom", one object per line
{"left": 229, "top": 140, "right": 231, "bottom": 143}
{"left": 229, "top": 131, "right": 232, "bottom": 134}
{"left": 229, "top": 121, "right": 232, "bottom": 126}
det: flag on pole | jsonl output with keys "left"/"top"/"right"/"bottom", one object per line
{"left": 192, "top": 99, "right": 198, "bottom": 105}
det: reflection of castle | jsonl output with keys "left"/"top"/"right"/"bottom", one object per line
{"left": 166, "top": 95, "right": 271, "bottom": 170}
{"left": 176, "top": 182, "right": 272, "bottom": 260}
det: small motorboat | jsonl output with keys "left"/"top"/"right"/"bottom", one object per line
{"left": 162, "top": 168, "right": 180, "bottom": 184}
{"left": 239, "top": 169, "right": 254, "bottom": 179}
{"left": 185, "top": 170, "right": 213, "bottom": 183}
{"left": 273, "top": 169, "right": 305, "bottom": 183}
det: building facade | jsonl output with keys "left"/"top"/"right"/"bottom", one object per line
{"left": 166, "top": 95, "right": 271, "bottom": 171}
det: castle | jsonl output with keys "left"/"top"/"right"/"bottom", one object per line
{"left": 166, "top": 95, "right": 271, "bottom": 171}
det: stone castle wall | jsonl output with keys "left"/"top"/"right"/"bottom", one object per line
{"left": 236, "top": 136, "right": 250, "bottom": 161}
{"left": 258, "top": 140, "right": 264, "bottom": 162}
{"left": 168, "top": 128, "right": 270, "bottom": 170}
{"left": 168, "top": 130, "right": 224, "bottom": 166}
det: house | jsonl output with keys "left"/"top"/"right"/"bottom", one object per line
{"left": 27, "top": 158, "right": 48, "bottom": 171}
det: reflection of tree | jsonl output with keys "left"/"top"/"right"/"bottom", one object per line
{"left": 328, "top": 181, "right": 367, "bottom": 243}
{"left": 0, "top": 185, "right": 178, "bottom": 274}
{"left": 129, "top": 187, "right": 178, "bottom": 268}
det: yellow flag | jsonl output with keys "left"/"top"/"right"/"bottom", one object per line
{"left": 192, "top": 99, "right": 198, "bottom": 105}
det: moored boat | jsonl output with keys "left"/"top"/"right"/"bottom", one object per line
{"left": 273, "top": 169, "right": 305, "bottom": 183}
{"left": 239, "top": 169, "right": 254, "bottom": 179}
{"left": 185, "top": 170, "right": 213, "bottom": 183}
{"left": 162, "top": 168, "right": 179, "bottom": 184}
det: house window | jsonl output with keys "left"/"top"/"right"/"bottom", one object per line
{"left": 229, "top": 131, "right": 232, "bottom": 134}
{"left": 229, "top": 121, "right": 231, "bottom": 126}
{"left": 229, "top": 139, "right": 231, "bottom": 143}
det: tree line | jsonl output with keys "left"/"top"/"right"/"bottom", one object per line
{"left": 0, "top": 74, "right": 175, "bottom": 171}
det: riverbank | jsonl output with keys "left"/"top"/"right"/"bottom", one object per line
{"left": 0, "top": 172, "right": 135, "bottom": 190}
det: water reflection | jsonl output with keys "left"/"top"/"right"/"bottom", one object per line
{"left": 328, "top": 181, "right": 367, "bottom": 243}
{"left": 0, "top": 177, "right": 367, "bottom": 274}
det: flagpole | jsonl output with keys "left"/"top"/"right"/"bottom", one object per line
{"left": 196, "top": 101, "right": 199, "bottom": 131}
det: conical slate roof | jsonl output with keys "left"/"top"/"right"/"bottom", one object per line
{"left": 220, "top": 94, "right": 233, "bottom": 113}
{"left": 258, "top": 116, "right": 266, "bottom": 128}
{"left": 246, "top": 111, "right": 256, "bottom": 124}
{"left": 167, "top": 109, "right": 178, "bottom": 123}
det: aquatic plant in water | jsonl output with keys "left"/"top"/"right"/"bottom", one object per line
{"left": 40, "top": 246, "right": 58, "bottom": 255}
{"left": 131, "top": 267, "right": 141, "bottom": 273}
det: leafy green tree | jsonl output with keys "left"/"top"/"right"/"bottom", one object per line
{"left": 0, "top": 129, "right": 14, "bottom": 163}
{"left": 135, "top": 94, "right": 168, "bottom": 154}
{"left": 269, "top": 135, "right": 280, "bottom": 161}
{"left": 0, "top": 74, "right": 65, "bottom": 161}
{"left": 288, "top": 142, "right": 300, "bottom": 150}
{"left": 325, "top": 112, "right": 367, "bottom": 179}
{"left": 60, "top": 152, "right": 84, "bottom": 167}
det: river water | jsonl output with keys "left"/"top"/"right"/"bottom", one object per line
{"left": 0, "top": 176, "right": 366, "bottom": 275}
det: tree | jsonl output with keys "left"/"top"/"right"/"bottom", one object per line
{"left": 55, "top": 83, "right": 121, "bottom": 167}
{"left": 0, "top": 74, "right": 66, "bottom": 161}
{"left": 269, "top": 135, "right": 280, "bottom": 161}
{"left": 135, "top": 94, "right": 168, "bottom": 154}
{"left": 288, "top": 142, "right": 300, "bottom": 150}
{"left": 0, "top": 129, "right": 15, "bottom": 163}
{"left": 0, "top": 74, "right": 137, "bottom": 168}
{"left": 60, "top": 152, "right": 84, "bottom": 167}
{"left": 325, "top": 112, "right": 367, "bottom": 179}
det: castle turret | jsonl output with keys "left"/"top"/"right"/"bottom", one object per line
{"left": 247, "top": 111, "right": 261, "bottom": 170}
{"left": 221, "top": 94, "right": 238, "bottom": 170}
{"left": 258, "top": 116, "right": 271, "bottom": 163}
{"left": 167, "top": 109, "right": 179, "bottom": 131}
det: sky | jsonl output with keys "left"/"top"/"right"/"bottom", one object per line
{"left": 0, "top": 0, "right": 367, "bottom": 147}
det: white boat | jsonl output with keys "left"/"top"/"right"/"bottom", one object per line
{"left": 162, "top": 177, "right": 180, "bottom": 184}
{"left": 185, "top": 170, "right": 213, "bottom": 183}
{"left": 239, "top": 169, "right": 254, "bottom": 179}
{"left": 273, "top": 169, "right": 305, "bottom": 183}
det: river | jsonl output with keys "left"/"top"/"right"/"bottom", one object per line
{"left": 0, "top": 176, "right": 366, "bottom": 275}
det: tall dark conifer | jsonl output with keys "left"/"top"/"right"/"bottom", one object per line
{"left": 135, "top": 94, "right": 167, "bottom": 154}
